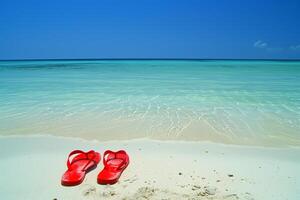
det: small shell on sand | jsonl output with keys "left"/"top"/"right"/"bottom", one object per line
{"left": 204, "top": 186, "right": 217, "bottom": 195}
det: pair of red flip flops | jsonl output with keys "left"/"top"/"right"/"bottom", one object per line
{"left": 61, "top": 150, "right": 129, "bottom": 186}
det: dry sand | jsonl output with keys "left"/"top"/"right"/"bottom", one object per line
{"left": 0, "top": 136, "right": 299, "bottom": 200}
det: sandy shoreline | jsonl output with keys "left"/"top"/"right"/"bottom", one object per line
{"left": 0, "top": 136, "right": 299, "bottom": 200}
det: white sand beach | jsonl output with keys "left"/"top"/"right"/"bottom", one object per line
{"left": 0, "top": 136, "right": 299, "bottom": 200}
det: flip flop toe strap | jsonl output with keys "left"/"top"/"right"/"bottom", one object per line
{"left": 103, "top": 150, "right": 128, "bottom": 170}
{"left": 67, "top": 150, "right": 97, "bottom": 171}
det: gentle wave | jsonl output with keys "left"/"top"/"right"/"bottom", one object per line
{"left": 0, "top": 60, "right": 299, "bottom": 146}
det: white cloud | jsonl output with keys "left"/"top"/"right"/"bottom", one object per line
{"left": 254, "top": 40, "right": 300, "bottom": 53}
{"left": 290, "top": 45, "right": 300, "bottom": 51}
{"left": 254, "top": 40, "right": 268, "bottom": 48}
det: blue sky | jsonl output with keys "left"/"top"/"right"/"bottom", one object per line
{"left": 0, "top": 0, "right": 300, "bottom": 59}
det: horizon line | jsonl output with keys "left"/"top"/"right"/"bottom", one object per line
{"left": 1, "top": 58, "right": 300, "bottom": 62}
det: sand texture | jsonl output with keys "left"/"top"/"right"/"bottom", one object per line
{"left": 0, "top": 136, "right": 299, "bottom": 200}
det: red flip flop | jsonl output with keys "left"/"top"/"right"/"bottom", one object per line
{"left": 61, "top": 150, "right": 101, "bottom": 186}
{"left": 97, "top": 150, "right": 129, "bottom": 185}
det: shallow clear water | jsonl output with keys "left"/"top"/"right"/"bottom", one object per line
{"left": 0, "top": 60, "right": 299, "bottom": 146}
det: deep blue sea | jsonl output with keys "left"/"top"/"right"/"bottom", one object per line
{"left": 0, "top": 60, "right": 299, "bottom": 146}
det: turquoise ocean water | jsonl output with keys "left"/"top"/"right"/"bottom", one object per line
{"left": 0, "top": 60, "right": 299, "bottom": 146}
